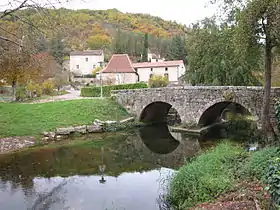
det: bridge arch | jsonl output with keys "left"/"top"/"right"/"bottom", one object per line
{"left": 139, "top": 101, "right": 182, "bottom": 125}
{"left": 197, "top": 99, "right": 258, "bottom": 127}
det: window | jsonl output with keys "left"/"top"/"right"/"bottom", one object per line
{"left": 85, "top": 57, "right": 88, "bottom": 62}
{"left": 156, "top": 59, "right": 158, "bottom": 62}
{"left": 76, "top": 65, "right": 79, "bottom": 69}
{"left": 164, "top": 73, "right": 169, "bottom": 79}
{"left": 93, "top": 65, "right": 96, "bottom": 69}
{"left": 151, "top": 68, "right": 153, "bottom": 72}
{"left": 165, "top": 67, "right": 168, "bottom": 71}
{"left": 150, "top": 74, "right": 153, "bottom": 78}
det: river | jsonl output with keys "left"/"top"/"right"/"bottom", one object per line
{"left": 0, "top": 124, "right": 218, "bottom": 210}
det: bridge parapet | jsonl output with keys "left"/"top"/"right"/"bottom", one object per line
{"left": 112, "top": 86, "right": 280, "bottom": 130}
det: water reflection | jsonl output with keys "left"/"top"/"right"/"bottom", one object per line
{"left": 0, "top": 126, "right": 204, "bottom": 210}
{"left": 139, "top": 124, "right": 180, "bottom": 154}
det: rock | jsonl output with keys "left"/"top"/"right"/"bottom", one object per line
{"left": 41, "top": 137, "right": 50, "bottom": 142}
{"left": 104, "top": 120, "right": 117, "bottom": 125}
{"left": 87, "top": 125, "right": 103, "bottom": 133}
{"left": 43, "top": 132, "right": 56, "bottom": 139}
{"left": 120, "top": 117, "right": 135, "bottom": 124}
{"left": 93, "top": 119, "right": 104, "bottom": 126}
{"left": 74, "top": 125, "right": 87, "bottom": 134}
{"left": 56, "top": 127, "right": 75, "bottom": 135}
{"left": 56, "top": 135, "right": 63, "bottom": 139}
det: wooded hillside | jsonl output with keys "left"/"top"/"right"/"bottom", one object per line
{"left": 0, "top": 8, "right": 187, "bottom": 61}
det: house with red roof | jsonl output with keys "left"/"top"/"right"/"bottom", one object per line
{"left": 99, "top": 54, "right": 138, "bottom": 85}
{"left": 133, "top": 60, "right": 186, "bottom": 84}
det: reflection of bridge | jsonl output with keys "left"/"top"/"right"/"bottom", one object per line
{"left": 113, "top": 86, "right": 280, "bottom": 129}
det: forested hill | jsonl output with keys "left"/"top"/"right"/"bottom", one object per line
{"left": 2, "top": 8, "right": 188, "bottom": 61}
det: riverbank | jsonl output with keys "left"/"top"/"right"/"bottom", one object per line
{"left": 0, "top": 98, "right": 129, "bottom": 138}
{"left": 0, "top": 99, "right": 130, "bottom": 153}
{"left": 167, "top": 141, "right": 280, "bottom": 209}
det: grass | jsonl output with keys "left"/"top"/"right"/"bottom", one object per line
{"left": 168, "top": 141, "right": 280, "bottom": 209}
{"left": 0, "top": 99, "right": 129, "bottom": 137}
{"left": 168, "top": 141, "right": 243, "bottom": 209}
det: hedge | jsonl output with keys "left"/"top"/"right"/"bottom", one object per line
{"left": 81, "top": 83, "right": 148, "bottom": 97}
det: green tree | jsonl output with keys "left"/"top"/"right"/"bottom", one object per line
{"left": 141, "top": 33, "right": 148, "bottom": 62}
{"left": 50, "top": 34, "right": 66, "bottom": 66}
{"left": 186, "top": 19, "right": 261, "bottom": 86}
{"left": 166, "top": 35, "right": 187, "bottom": 64}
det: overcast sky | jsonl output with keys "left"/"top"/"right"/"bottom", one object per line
{"left": 1, "top": 0, "right": 218, "bottom": 26}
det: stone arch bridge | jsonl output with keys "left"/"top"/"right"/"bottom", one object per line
{"left": 112, "top": 86, "right": 280, "bottom": 129}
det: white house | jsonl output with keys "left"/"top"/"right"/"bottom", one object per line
{"left": 147, "top": 50, "right": 165, "bottom": 63}
{"left": 99, "top": 54, "right": 138, "bottom": 85}
{"left": 133, "top": 60, "right": 186, "bottom": 83}
{"left": 70, "top": 50, "right": 104, "bottom": 76}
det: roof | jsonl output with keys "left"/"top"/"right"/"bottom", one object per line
{"left": 70, "top": 50, "right": 103, "bottom": 56}
{"left": 101, "top": 54, "right": 136, "bottom": 73}
{"left": 133, "top": 60, "right": 184, "bottom": 69}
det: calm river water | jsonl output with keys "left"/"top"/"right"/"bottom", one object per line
{"left": 0, "top": 124, "right": 216, "bottom": 210}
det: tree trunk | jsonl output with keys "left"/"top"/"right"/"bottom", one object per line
{"left": 261, "top": 33, "right": 273, "bottom": 141}
{"left": 12, "top": 80, "right": 16, "bottom": 102}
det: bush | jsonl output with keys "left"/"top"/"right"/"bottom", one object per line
{"left": 148, "top": 75, "right": 169, "bottom": 88}
{"left": 81, "top": 83, "right": 148, "bottom": 97}
{"left": 42, "top": 80, "right": 55, "bottom": 95}
{"left": 267, "top": 157, "right": 280, "bottom": 207}
{"left": 16, "top": 86, "right": 27, "bottom": 101}
{"left": 168, "top": 142, "right": 243, "bottom": 209}
{"left": 26, "top": 82, "right": 42, "bottom": 98}
{"left": 245, "top": 147, "right": 280, "bottom": 181}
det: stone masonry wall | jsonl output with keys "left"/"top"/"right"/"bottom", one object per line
{"left": 112, "top": 86, "right": 280, "bottom": 129}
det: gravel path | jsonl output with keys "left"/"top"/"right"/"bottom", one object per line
{"left": 27, "top": 90, "right": 94, "bottom": 104}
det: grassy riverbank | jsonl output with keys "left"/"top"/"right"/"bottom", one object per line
{"left": 0, "top": 99, "right": 129, "bottom": 137}
{"left": 168, "top": 141, "right": 280, "bottom": 209}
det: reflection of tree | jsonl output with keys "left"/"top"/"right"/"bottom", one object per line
{"left": 29, "top": 179, "right": 69, "bottom": 210}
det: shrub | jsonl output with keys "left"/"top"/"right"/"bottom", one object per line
{"left": 148, "top": 75, "right": 169, "bottom": 88}
{"left": 245, "top": 147, "right": 280, "bottom": 181}
{"left": 81, "top": 83, "right": 148, "bottom": 97}
{"left": 267, "top": 157, "right": 280, "bottom": 207}
{"left": 168, "top": 142, "right": 242, "bottom": 209}
{"left": 16, "top": 86, "right": 27, "bottom": 101}
{"left": 92, "top": 67, "right": 102, "bottom": 78}
{"left": 42, "top": 80, "right": 55, "bottom": 95}
{"left": 26, "top": 82, "right": 42, "bottom": 98}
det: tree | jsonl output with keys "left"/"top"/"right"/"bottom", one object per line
{"left": 141, "top": 33, "right": 148, "bottom": 62}
{"left": 50, "top": 34, "right": 67, "bottom": 66}
{"left": 233, "top": 0, "right": 279, "bottom": 139}
{"left": 166, "top": 35, "right": 187, "bottom": 64}
{"left": 54, "top": 71, "right": 69, "bottom": 91}
{"left": 0, "top": 45, "right": 41, "bottom": 101}
{"left": 186, "top": 18, "right": 261, "bottom": 86}
{"left": 211, "top": 0, "right": 280, "bottom": 139}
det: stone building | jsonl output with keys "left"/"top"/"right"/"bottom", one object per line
{"left": 99, "top": 54, "right": 138, "bottom": 85}
{"left": 133, "top": 60, "right": 186, "bottom": 84}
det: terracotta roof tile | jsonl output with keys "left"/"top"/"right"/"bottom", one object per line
{"left": 102, "top": 54, "right": 136, "bottom": 73}
{"left": 133, "top": 60, "right": 184, "bottom": 69}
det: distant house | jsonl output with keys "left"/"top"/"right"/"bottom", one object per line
{"left": 147, "top": 50, "right": 165, "bottom": 63}
{"left": 70, "top": 50, "right": 104, "bottom": 76}
{"left": 133, "top": 60, "right": 186, "bottom": 83}
{"left": 99, "top": 54, "right": 138, "bottom": 85}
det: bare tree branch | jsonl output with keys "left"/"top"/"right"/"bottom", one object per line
{"left": 0, "top": 35, "right": 22, "bottom": 46}
{"left": 0, "top": 0, "right": 28, "bottom": 19}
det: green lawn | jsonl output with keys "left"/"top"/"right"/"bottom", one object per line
{"left": 0, "top": 99, "right": 129, "bottom": 137}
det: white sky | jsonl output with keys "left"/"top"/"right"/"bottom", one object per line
{"left": 1, "top": 0, "right": 218, "bottom": 26}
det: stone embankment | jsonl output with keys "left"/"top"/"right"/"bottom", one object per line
{"left": 42, "top": 117, "right": 135, "bottom": 142}
{"left": 0, "top": 117, "right": 135, "bottom": 154}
